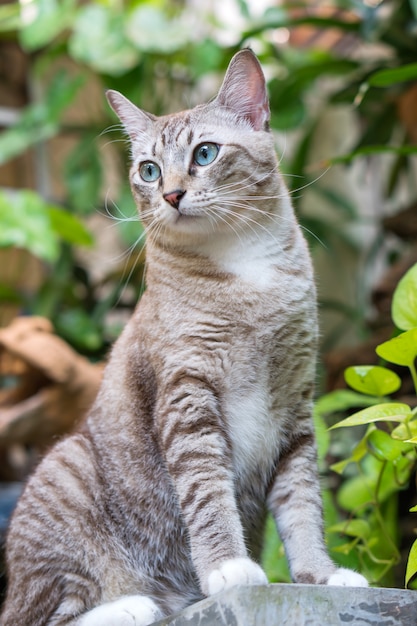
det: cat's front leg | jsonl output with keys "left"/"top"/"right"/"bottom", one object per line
{"left": 157, "top": 375, "right": 267, "bottom": 596}
{"left": 268, "top": 428, "right": 368, "bottom": 587}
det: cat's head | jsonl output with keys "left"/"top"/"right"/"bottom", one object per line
{"left": 107, "top": 49, "right": 281, "bottom": 245}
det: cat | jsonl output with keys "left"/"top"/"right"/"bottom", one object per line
{"left": 0, "top": 49, "right": 367, "bottom": 626}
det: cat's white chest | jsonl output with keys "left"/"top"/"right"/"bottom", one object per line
{"left": 221, "top": 254, "right": 277, "bottom": 289}
{"left": 202, "top": 234, "right": 280, "bottom": 290}
{"left": 224, "top": 378, "right": 280, "bottom": 479}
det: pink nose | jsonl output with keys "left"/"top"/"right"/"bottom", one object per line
{"left": 163, "top": 189, "right": 186, "bottom": 209}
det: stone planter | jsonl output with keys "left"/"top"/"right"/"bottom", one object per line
{"left": 153, "top": 584, "right": 417, "bottom": 626}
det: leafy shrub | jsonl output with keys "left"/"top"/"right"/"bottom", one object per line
{"left": 324, "top": 263, "right": 417, "bottom": 586}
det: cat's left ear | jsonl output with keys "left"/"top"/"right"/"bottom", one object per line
{"left": 215, "top": 49, "right": 270, "bottom": 131}
{"left": 106, "top": 90, "right": 155, "bottom": 139}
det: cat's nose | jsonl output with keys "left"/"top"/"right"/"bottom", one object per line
{"left": 163, "top": 189, "right": 186, "bottom": 210}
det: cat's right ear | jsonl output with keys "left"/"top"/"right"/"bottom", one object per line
{"left": 106, "top": 90, "right": 154, "bottom": 139}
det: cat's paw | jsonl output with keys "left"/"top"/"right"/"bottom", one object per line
{"left": 327, "top": 568, "right": 368, "bottom": 587}
{"left": 78, "top": 595, "right": 163, "bottom": 626}
{"left": 207, "top": 557, "right": 268, "bottom": 596}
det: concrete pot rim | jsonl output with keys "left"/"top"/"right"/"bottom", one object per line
{"left": 153, "top": 583, "right": 417, "bottom": 626}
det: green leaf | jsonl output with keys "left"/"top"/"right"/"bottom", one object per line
{"left": 366, "top": 429, "right": 412, "bottom": 462}
{"left": 345, "top": 365, "right": 401, "bottom": 397}
{"left": 406, "top": 538, "right": 417, "bottom": 587}
{"left": 55, "top": 308, "right": 103, "bottom": 352}
{"left": 328, "top": 519, "right": 371, "bottom": 540}
{"left": 0, "top": 189, "right": 59, "bottom": 261}
{"left": 330, "top": 436, "right": 369, "bottom": 474}
{"left": 392, "top": 263, "right": 417, "bottom": 331}
{"left": 126, "top": 5, "right": 191, "bottom": 53}
{"left": 320, "top": 144, "right": 417, "bottom": 168}
{"left": 337, "top": 455, "right": 411, "bottom": 511}
{"left": 64, "top": 134, "right": 102, "bottom": 214}
{"left": 0, "top": 190, "right": 91, "bottom": 261}
{"left": 392, "top": 420, "right": 417, "bottom": 441}
{"left": 315, "top": 389, "right": 380, "bottom": 419}
{"left": 330, "top": 403, "right": 412, "bottom": 429}
{"left": 376, "top": 329, "right": 417, "bottom": 368}
{"left": 69, "top": 5, "right": 139, "bottom": 76}
{"left": 0, "top": 72, "right": 82, "bottom": 166}
{"left": 368, "top": 63, "right": 417, "bottom": 87}
{"left": 267, "top": 77, "right": 307, "bottom": 131}
{"left": 47, "top": 207, "right": 93, "bottom": 247}
{"left": 19, "top": 0, "right": 76, "bottom": 50}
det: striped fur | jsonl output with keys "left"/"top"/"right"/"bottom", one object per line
{"left": 1, "top": 50, "right": 366, "bottom": 626}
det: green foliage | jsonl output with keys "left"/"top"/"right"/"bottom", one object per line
{"left": 0, "top": 72, "right": 82, "bottom": 166}
{"left": 0, "top": 189, "right": 92, "bottom": 262}
{"left": 326, "top": 263, "right": 417, "bottom": 586}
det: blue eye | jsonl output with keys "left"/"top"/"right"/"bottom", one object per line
{"left": 193, "top": 143, "right": 219, "bottom": 166}
{"left": 139, "top": 161, "right": 161, "bottom": 182}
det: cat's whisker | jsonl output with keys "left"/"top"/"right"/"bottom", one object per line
{"left": 212, "top": 202, "right": 278, "bottom": 246}
{"left": 100, "top": 123, "right": 125, "bottom": 137}
{"left": 214, "top": 203, "right": 291, "bottom": 254}
{"left": 209, "top": 205, "right": 247, "bottom": 245}
{"left": 217, "top": 197, "right": 326, "bottom": 249}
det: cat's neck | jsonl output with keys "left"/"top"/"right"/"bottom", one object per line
{"left": 145, "top": 199, "right": 302, "bottom": 290}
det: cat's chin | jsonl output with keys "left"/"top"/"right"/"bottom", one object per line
{"left": 161, "top": 214, "right": 215, "bottom": 239}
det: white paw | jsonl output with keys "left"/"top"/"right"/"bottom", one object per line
{"left": 327, "top": 567, "right": 368, "bottom": 587}
{"left": 78, "top": 595, "right": 163, "bottom": 626}
{"left": 207, "top": 557, "right": 268, "bottom": 596}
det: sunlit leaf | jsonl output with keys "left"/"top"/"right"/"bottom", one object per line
{"left": 0, "top": 190, "right": 91, "bottom": 261}
{"left": 345, "top": 365, "right": 401, "bottom": 397}
{"left": 331, "top": 539, "right": 358, "bottom": 555}
{"left": 47, "top": 206, "right": 93, "bottom": 247}
{"left": 392, "top": 263, "right": 417, "bottom": 331}
{"left": 406, "top": 539, "right": 417, "bottom": 587}
{"left": 330, "top": 403, "right": 412, "bottom": 429}
{"left": 328, "top": 519, "right": 371, "bottom": 540}
{"left": 0, "top": 190, "right": 58, "bottom": 261}
{"left": 69, "top": 5, "right": 138, "bottom": 75}
{"left": 366, "top": 429, "right": 412, "bottom": 462}
{"left": 376, "top": 329, "right": 417, "bottom": 368}
{"left": 19, "top": 0, "right": 76, "bottom": 50}
{"left": 126, "top": 5, "right": 191, "bottom": 53}
{"left": 392, "top": 420, "right": 417, "bottom": 441}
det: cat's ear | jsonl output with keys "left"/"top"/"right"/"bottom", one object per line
{"left": 106, "top": 90, "right": 155, "bottom": 139}
{"left": 215, "top": 49, "right": 270, "bottom": 131}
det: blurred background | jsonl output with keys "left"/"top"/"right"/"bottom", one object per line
{"left": 0, "top": 0, "right": 417, "bottom": 592}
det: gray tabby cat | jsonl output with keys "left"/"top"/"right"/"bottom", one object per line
{"left": 1, "top": 49, "right": 367, "bottom": 626}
